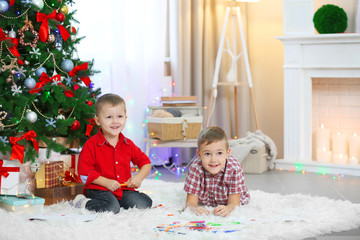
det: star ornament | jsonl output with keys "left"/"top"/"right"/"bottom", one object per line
{"left": 11, "top": 84, "right": 22, "bottom": 96}
{"left": 45, "top": 117, "right": 57, "bottom": 128}
{"left": 51, "top": 74, "right": 62, "bottom": 85}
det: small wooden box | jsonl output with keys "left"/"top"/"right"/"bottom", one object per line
{"left": 34, "top": 183, "right": 84, "bottom": 205}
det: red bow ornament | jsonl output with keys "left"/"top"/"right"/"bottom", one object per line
{"left": 69, "top": 62, "right": 92, "bottom": 87}
{"left": 85, "top": 118, "right": 97, "bottom": 137}
{"left": 9, "top": 130, "right": 39, "bottom": 164}
{"left": 64, "top": 169, "right": 82, "bottom": 183}
{"left": 0, "top": 28, "right": 24, "bottom": 65}
{"left": 37, "top": 10, "right": 70, "bottom": 42}
{"left": 29, "top": 72, "right": 74, "bottom": 97}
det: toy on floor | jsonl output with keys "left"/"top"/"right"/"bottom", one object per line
{"left": 156, "top": 221, "right": 243, "bottom": 235}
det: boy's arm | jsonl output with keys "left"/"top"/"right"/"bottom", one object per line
{"left": 92, "top": 176, "right": 121, "bottom": 192}
{"left": 126, "top": 163, "right": 152, "bottom": 188}
{"left": 213, "top": 193, "right": 240, "bottom": 217}
{"left": 185, "top": 194, "right": 210, "bottom": 215}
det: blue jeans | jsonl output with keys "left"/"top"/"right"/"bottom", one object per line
{"left": 84, "top": 189, "right": 152, "bottom": 214}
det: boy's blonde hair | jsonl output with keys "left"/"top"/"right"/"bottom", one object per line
{"left": 197, "top": 126, "right": 229, "bottom": 150}
{"left": 95, "top": 93, "right": 126, "bottom": 116}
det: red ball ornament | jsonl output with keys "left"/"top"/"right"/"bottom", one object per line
{"left": 86, "top": 100, "right": 93, "bottom": 106}
{"left": 56, "top": 12, "right": 65, "bottom": 22}
{"left": 67, "top": 26, "right": 77, "bottom": 34}
{"left": 70, "top": 120, "right": 80, "bottom": 131}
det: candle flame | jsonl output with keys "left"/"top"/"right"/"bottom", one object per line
{"left": 320, "top": 123, "right": 324, "bottom": 129}
{"left": 339, "top": 154, "right": 343, "bottom": 158}
{"left": 322, "top": 147, "right": 326, "bottom": 151}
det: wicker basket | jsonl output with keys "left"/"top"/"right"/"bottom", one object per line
{"left": 147, "top": 116, "right": 202, "bottom": 140}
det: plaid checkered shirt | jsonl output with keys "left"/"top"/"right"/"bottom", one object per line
{"left": 184, "top": 156, "right": 250, "bottom": 207}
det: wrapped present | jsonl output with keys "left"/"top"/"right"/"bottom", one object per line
{"left": 60, "top": 153, "right": 79, "bottom": 172}
{"left": 35, "top": 161, "right": 64, "bottom": 188}
{"left": 35, "top": 183, "right": 84, "bottom": 205}
{"left": 0, "top": 159, "right": 21, "bottom": 195}
{"left": 0, "top": 195, "right": 45, "bottom": 212}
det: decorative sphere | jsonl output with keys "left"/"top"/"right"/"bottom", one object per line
{"left": 59, "top": 4, "right": 68, "bottom": 14}
{"left": 30, "top": 162, "right": 41, "bottom": 173}
{"left": 24, "top": 77, "right": 36, "bottom": 89}
{"left": 48, "top": 34, "right": 55, "bottom": 42}
{"left": 26, "top": 111, "right": 38, "bottom": 123}
{"left": 31, "top": 0, "right": 44, "bottom": 10}
{"left": 70, "top": 120, "right": 80, "bottom": 131}
{"left": 86, "top": 100, "right": 93, "bottom": 106}
{"left": 35, "top": 67, "right": 47, "bottom": 77}
{"left": 67, "top": 26, "right": 76, "bottom": 34}
{"left": 56, "top": 114, "right": 65, "bottom": 120}
{"left": 56, "top": 12, "right": 65, "bottom": 22}
{"left": 61, "top": 59, "right": 74, "bottom": 72}
{"left": 70, "top": 35, "right": 76, "bottom": 42}
{"left": 6, "top": 77, "right": 12, "bottom": 83}
{"left": 13, "top": 72, "right": 22, "bottom": 82}
{"left": 313, "top": 4, "right": 348, "bottom": 34}
{"left": 8, "top": 29, "right": 16, "bottom": 38}
{"left": 0, "top": 0, "right": 9, "bottom": 13}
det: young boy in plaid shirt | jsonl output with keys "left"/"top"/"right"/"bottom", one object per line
{"left": 184, "top": 126, "right": 250, "bottom": 217}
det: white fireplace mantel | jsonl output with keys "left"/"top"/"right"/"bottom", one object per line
{"left": 276, "top": 33, "right": 360, "bottom": 176}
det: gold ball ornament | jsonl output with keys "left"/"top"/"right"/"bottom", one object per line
{"left": 59, "top": 4, "right": 68, "bottom": 14}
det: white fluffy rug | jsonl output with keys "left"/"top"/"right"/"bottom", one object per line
{"left": 1, "top": 179, "right": 360, "bottom": 240}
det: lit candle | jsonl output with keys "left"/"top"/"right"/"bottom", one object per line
{"left": 331, "top": 132, "right": 347, "bottom": 155}
{"left": 316, "top": 147, "right": 332, "bottom": 163}
{"left": 349, "top": 133, "right": 360, "bottom": 162}
{"left": 332, "top": 153, "right": 348, "bottom": 165}
{"left": 349, "top": 156, "right": 359, "bottom": 165}
{"left": 315, "top": 123, "right": 330, "bottom": 151}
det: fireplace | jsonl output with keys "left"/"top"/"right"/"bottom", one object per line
{"left": 276, "top": 33, "right": 360, "bottom": 176}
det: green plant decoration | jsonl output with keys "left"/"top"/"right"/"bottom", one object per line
{"left": 313, "top": 4, "right": 348, "bottom": 34}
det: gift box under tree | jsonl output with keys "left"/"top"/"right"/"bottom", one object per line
{"left": 35, "top": 161, "right": 64, "bottom": 188}
{"left": 0, "top": 195, "right": 44, "bottom": 212}
{"left": 35, "top": 182, "right": 84, "bottom": 205}
{"left": 0, "top": 159, "right": 21, "bottom": 196}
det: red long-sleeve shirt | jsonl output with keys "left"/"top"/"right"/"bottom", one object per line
{"left": 78, "top": 130, "right": 151, "bottom": 200}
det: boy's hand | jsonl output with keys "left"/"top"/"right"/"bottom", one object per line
{"left": 213, "top": 205, "right": 233, "bottom": 217}
{"left": 105, "top": 179, "right": 121, "bottom": 192}
{"left": 126, "top": 175, "right": 142, "bottom": 188}
{"left": 190, "top": 206, "right": 210, "bottom": 216}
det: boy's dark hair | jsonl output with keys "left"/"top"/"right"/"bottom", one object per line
{"left": 95, "top": 93, "right": 126, "bottom": 116}
{"left": 197, "top": 126, "right": 229, "bottom": 150}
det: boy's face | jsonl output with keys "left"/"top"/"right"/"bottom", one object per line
{"left": 95, "top": 103, "right": 127, "bottom": 140}
{"left": 197, "top": 140, "right": 231, "bottom": 176}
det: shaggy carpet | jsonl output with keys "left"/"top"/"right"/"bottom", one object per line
{"left": 1, "top": 179, "right": 360, "bottom": 240}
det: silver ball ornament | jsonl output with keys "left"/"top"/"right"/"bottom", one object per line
{"left": 35, "top": 67, "right": 47, "bottom": 77}
{"left": 25, "top": 111, "right": 38, "bottom": 123}
{"left": 56, "top": 114, "right": 65, "bottom": 120}
{"left": 24, "top": 77, "right": 36, "bottom": 89}
{"left": 70, "top": 35, "right": 76, "bottom": 42}
{"left": 61, "top": 59, "right": 74, "bottom": 72}
{"left": 31, "top": 0, "right": 44, "bottom": 10}
{"left": 8, "top": 29, "right": 16, "bottom": 38}
{"left": 30, "top": 162, "right": 41, "bottom": 173}
{"left": 0, "top": 0, "right": 9, "bottom": 13}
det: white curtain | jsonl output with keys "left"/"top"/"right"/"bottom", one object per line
{"left": 74, "top": 0, "right": 167, "bottom": 149}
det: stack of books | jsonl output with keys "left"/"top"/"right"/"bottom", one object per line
{"left": 160, "top": 96, "right": 197, "bottom": 107}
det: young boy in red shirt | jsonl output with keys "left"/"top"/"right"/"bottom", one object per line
{"left": 74, "top": 93, "right": 152, "bottom": 213}
{"left": 184, "top": 126, "right": 250, "bottom": 217}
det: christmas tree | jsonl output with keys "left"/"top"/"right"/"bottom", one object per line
{"left": 0, "top": 0, "right": 101, "bottom": 163}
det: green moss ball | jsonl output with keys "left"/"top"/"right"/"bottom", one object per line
{"left": 313, "top": 4, "right": 347, "bottom": 34}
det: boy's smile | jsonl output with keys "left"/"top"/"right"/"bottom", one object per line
{"left": 197, "top": 140, "right": 231, "bottom": 176}
{"left": 95, "top": 103, "right": 127, "bottom": 143}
